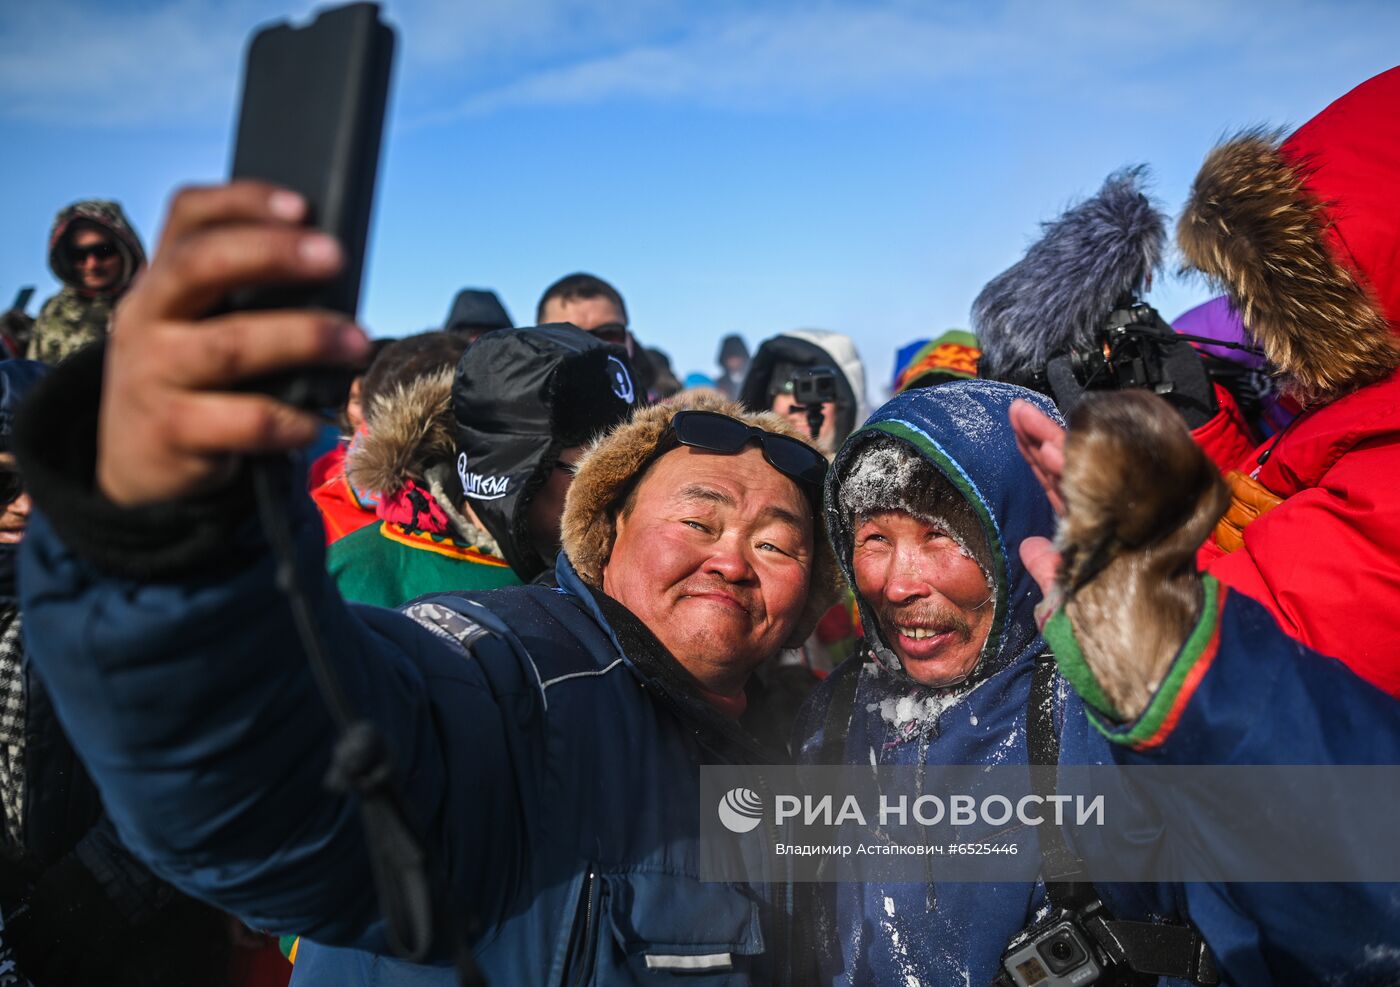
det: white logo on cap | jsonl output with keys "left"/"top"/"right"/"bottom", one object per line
{"left": 457, "top": 451, "right": 511, "bottom": 501}
{"left": 608, "top": 355, "right": 636, "bottom": 404}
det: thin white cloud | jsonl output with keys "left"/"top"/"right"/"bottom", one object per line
{"left": 417, "top": 0, "right": 1400, "bottom": 123}
{"left": 2, "top": 0, "right": 1396, "bottom": 129}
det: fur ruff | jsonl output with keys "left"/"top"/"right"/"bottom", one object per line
{"left": 560, "top": 391, "right": 842, "bottom": 649}
{"left": 347, "top": 367, "right": 458, "bottom": 497}
{"left": 1057, "top": 391, "right": 1229, "bottom": 719}
{"left": 973, "top": 166, "right": 1165, "bottom": 383}
{"left": 1177, "top": 130, "right": 1399, "bottom": 404}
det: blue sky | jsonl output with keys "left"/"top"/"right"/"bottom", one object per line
{"left": 2, "top": 0, "right": 1397, "bottom": 395}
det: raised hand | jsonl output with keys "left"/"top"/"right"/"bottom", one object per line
{"left": 96, "top": 182, "right": 371, "bottom": 506}
{"left": 1012, "top": 392, "right": 1228, "bottom": 719}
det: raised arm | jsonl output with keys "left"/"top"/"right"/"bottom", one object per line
{"left": 15, "top": 184, "right": 526, "bottom": 947}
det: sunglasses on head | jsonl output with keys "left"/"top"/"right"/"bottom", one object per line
{"left": 0, "top": 468, "right": 23, "bottom": 507}
{"left": 667, "top": 410, "right": 828, "bottom": 493}
{"left": 69, "top": 241, "right": 117, "bottom": 263}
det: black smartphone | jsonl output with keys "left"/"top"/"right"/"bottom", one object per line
{"left": 227, "top": 1, "right": 395, "bottom": 409}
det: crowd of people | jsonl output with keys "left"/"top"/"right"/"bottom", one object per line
{"left": 0, "top": 61, "right": 1396, "bottom": 987}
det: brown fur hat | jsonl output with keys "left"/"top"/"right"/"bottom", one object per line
{"left": 560, "top": 390, "right": 843, "bottom": 648}
{"left": 346, "top": 367, "right": 456, "bottom": 495}
{"left": 1177, "top": 128, "right": 1400, "bottom": 404}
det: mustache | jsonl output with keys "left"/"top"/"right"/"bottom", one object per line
{"left": 878, "top": 601, "right": 972, "bottom": 640}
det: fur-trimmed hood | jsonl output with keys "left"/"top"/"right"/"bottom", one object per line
{"left": 560, "top": 390, "right": 842, "bottom": 649}
{"left": 346, "top": 367, "right": 456, "bottom": 496}
{"left": 973, "top": 167, "right": 1165, "bottom": 386}
{"left": 827, "top": 380, "right": 1061, "bottom": 688}
{"left": 1177, "top": 67, "right": 1400, "bottom": 404}
{"left": 348, "top": 326, "right": 639, "bottom": 579}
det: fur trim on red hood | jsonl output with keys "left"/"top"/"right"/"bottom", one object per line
{"left": 1177, "top": 67, "right": 1400, "bottom": 404}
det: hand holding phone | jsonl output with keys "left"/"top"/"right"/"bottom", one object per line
{"left": 95, "top": 182, "right": 371, "bottom": 506}
{"left": 227, "top": 2, "right": 395, "bottom": 409}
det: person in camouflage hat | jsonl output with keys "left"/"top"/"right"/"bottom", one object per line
{"left": 27, "top": 199, "right": 145, "bottom": 365}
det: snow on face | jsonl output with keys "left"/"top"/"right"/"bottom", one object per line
{"left": 838, "top": 436, "right": 993, "bottom": 592}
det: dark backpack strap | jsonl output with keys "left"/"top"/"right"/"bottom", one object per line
{"left": 817, "top": 659, "right": 864, "bottom": 765}
{"left": 1027, "top": 652, "right": 1095, "bottom": 908}
{"left": 1025, "top": 655, "right": 1220, "bottom": 986}
{"left": 1082, "top": 913, "right": 1221, "bottom": 984}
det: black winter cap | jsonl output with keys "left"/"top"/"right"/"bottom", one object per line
{"left": 718, "top": 334, "right": 749, "bottom": 363}
{"left": 444, "top": 288, "right": 513, "bottom": 334}
{"left": 452, "top": 325, "right": 637, "bottom": 580}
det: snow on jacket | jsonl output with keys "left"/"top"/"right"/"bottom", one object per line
{"left": 1179, "top": 65, "right": 1400, "bottom": 697}
{"left": 28, "top": 200, "right": 145, "bottom": 365}
{"left": 794, "top": 380, "right": 1064, "bottom": 986}
{"left": 797, "top": 380, "right": 1400, "bottom": 985}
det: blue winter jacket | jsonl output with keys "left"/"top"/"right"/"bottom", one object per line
{"left": 17, "top": 450, "right": 799, "bottom": 985}
{"left": 798, "top": 380, "right": 1400, "bottom": 986}
{"left": 1049, "top": 580, "right": 1400, "bottom": 986}
{"left": 795, "top": 381, "right": 1069, "bottom": 986}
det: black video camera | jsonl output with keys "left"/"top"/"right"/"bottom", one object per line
{"left": 999, "top": 900, "right": 1152, "bottom": 987}
{"left": 1001, "top": 903, "right": 1110, "bottom": 987}
{"left": 996, "top": 897, "right": 1219, "bottom": 987}
{"left": 786, "top": 366, "right": 839, "bottom": 442}
{"left": 1034, "top": 301, "right": 1217, "bottom": 429}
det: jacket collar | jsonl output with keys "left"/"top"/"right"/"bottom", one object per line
{"left": 554, "top": 553, "right": 786, "bottom": 764}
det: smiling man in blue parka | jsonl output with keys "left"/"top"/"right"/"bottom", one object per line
{"left": 9, "top": 182, "right": 841, "bottom": 985}
{"left": 799, "top": 379, "right": 1400, "bottom": 986}
{"left": 795, "top": 380, "right": 1067, "bottom": 985}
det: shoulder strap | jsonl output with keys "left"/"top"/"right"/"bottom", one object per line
{"left": 1026, "top": 654, "right": 1221, "bottom": 986}
{"left": 817, "top": 658, "right": 864, "bottom": 766}
{"left": 1027, "top": 652, "right": 1095, "bottom": 908}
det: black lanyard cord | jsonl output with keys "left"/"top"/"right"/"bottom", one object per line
{"left": 251, "top": 456, "right": 485, "bottom": 986}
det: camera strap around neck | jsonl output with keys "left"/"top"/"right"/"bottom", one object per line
{"left": 1026, "top": 653, "right": 1220, "bottom": 985}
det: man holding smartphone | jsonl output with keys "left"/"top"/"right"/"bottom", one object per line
{"left": 11, "top": 181, "right": 839, "bottom": 985}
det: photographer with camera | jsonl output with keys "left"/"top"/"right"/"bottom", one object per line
{"left": 739, "top": 329, "right": 869, "bottom": 458}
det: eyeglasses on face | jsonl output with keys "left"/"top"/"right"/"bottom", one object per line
{"left": 0, "top": 468, "right": 23, "bottom": 507}
{"left": 69, "top": 241, "right": 118, "bottom": 263}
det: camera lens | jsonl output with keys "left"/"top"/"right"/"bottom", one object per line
{"left": 1037, "top": 928, "right": 1087, "bottom": 974}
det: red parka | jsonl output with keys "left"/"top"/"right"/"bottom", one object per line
{"left": 1182, "top": 65, "right": 1400, "bottom": 697}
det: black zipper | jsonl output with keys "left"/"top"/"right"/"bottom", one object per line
{"left": 562, "top": 867, "right": 600, "bottom": 987}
